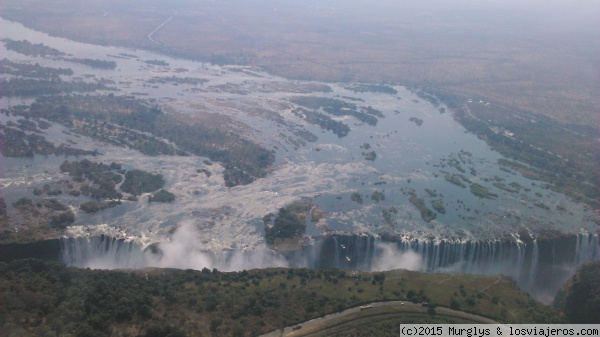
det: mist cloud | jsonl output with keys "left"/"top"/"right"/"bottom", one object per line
{"left": 369, "top": 242, "right": 423, "bottom": 272}
{"left": 148, "top": 221, "right": 289, "bottom": 271}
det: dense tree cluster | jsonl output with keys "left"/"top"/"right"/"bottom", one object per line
{"left": 77, "top": 119, "right": 183, "bottom": 156}
{"left": 0, "top": 198, "right": 6, "bottom": 216}
{"left": 10, "top": 119, "right": 38, "bottom": 132}
{"left": 12, "top": 197, "right": 33, "bottom": 208}
{"left": 408, "top": 191, "right": 437, "bottom": 222}
{"left": 362, "top": 150, "right": 377, "bottom": 161}
{"left": 409, "top": 117, "right": 424, "bottom": 126}
{"left": 0, "top": 125, "right": 92, "bottom": 158}
{"left": 431, "top": 200, "right": 446, "bottom": 214}
{"left": 371, "top": 190, "right": 385, "bottom": 202}
{"left": 469, "top": 183, "right": 498, "bottom": 199}
{"left": 350, "top": 192, "right": 363, "bottom": 205}
{"left": 554, "top": 261, "right": 600, "bottom": 323}
{"left": 382, "top": 207, "right": 398, "bottom": 225}
{"left": 361, "top": 106, "right": 385, "bottom": 118}
{"left": 0, "top": 59, "right": 73, "bottom": 78}
{"left": 10, "top": 196, "right": 74, "bottom": 231}
{"left": 121, "top": 170, "right": 165, "bottom": 196}
{"left": 444, "top": 173, "right": 467, "bottom": 188}
{"left": 0, "top": 126, "right": 42, "bottom": 157}
{"left": 1, "top": 38, "right": 65, "bottom": 57}
{"left": 265, "top": 207, "right": 306, "bottom": 244}
{"left": 292, "top": 108, "right": 350, "bottom": 137}
{"left": 60, "top": 160, "right": 123, "bottom": 200}
{"left": 148, "top": 189, "right": 176, "bottom": 203}
{"left": 412, "top": 88, "right": 440, "bottom": 107}
{"left": 48, "top": 210, "right": 75, "bottom": 229}
{"left": 0, "top": 259, "right": 566, "bottom": 336}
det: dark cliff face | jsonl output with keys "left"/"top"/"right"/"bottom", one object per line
{"left": 311, "top": 233, "right": 599, "bottom": 303}
{"left": 314, "top": 233, "right": 598, "bottom": 271}
{"left": 0, "top": 239, "right": 62, "bottom": 261}
{"left": 2, "top": 233, "right": 597, "bottom": 272}
{"left": 553, "top": 260, "right": 600, "bottom": 323}
{"left": 1, "top": 233, "right": 597, "bottom": 304}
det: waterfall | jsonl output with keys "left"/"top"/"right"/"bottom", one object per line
{"left": 59, "top": 232, "right": 599, "bottom": 303}
{"left": 314, "top": 232, "right": 599, "bottom": 302}
{"left": 61, "top": 235, "right": 149, "bottom": 269}
{"left": 529, "top": 240, "right": 539, "bottom": 286}
{"left": 575, "top": 233, "right": 599, "bottom": 266}
{"left": 332, "top": 236, "right": 340, "bottom": 268}
{"left": 514, "top": 240, "right": 525, "bottom": 281}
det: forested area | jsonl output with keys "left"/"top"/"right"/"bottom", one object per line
{"left": 265, "top": 207, "right": 306, "bottom": 245}
{"left": 0, "top": 59, "right": 73, "bottom": 78}
{"left": 1, "top": 38, "right": 65, "bottom": 57}
{"left": 8, "top": 94, "right": 274, "bottom": 186}
{"left": 120, "top": 170, "right": 165, "bottom": 196}
{"left": 554, "top": 261, "right": 600, "bottom": 323}
{"left": 148, "top": 189, "right": 176, "bottom": 203}
{"left": 0, "top": 121, "right": 97, "bottom": 157}
{"left": 0, "top": 259, "right": 566, "bottom": 336}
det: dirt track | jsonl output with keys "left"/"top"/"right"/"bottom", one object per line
{"left": 260, "top": 301, "right": 498, "bottom": 337}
